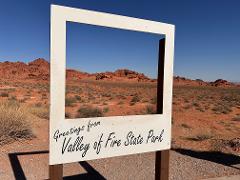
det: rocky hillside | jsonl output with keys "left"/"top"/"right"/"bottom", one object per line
{"left": 0, "top": 58, "right": 151, "bottom": 82}
{"left": 173, "top": 76, "right": 208, "bottom": 86}
{"left": 0, "top": 58, "right": 237, "bottom": 87}
{"left": 209, "top": 79, "right": 235, "bottom": 87}
{"left": 0, "top": 59, "right": 48, "bottom": 80}
{"left": 173, "top": 76, "right": 237, "bottom": 87}
{"left": 94, "top": 69, "right": 151, "bottom": 82}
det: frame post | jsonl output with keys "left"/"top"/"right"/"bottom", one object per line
{"left": 155, "top": 38, "right": 170, "bottom": 180}
{"left": 49, "top": 164, "right": 63, "bottom": 180}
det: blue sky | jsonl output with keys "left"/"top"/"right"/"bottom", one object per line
{"left": 0, "top": 0, "right": 239, "bottom": 81}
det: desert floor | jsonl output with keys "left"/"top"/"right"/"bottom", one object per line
{"left": 0, "top": 80, "right": 240, "bottom": 179}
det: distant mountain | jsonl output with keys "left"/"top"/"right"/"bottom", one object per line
{"left": 173, "top": 76, "right": 237, "bottom": 87}
{"left": 0, "top": 58, "right": 50, "bottom": 80}
{"left": 0, "top": 58, "right": 238, "bottom": 87}
{"left": 173, "top": 76, "right": 208, "bottom": 86}
{"left": 209, "top": 79, "right": 235, "bottom": 87}
{"left": 0, "top": 58, "right": 151, "bottom": 82}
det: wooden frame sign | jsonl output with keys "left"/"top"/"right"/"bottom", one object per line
{"left": 50, "top": 5, "right": 175, "bottom": 165}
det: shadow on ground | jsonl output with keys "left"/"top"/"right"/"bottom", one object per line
{"left": 8, "top": 150, "right": 106, "bottom": 180}
{"left": 173, "top": 148, "right": 240, "bottom": 170}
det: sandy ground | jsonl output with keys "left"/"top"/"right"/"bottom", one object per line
{"left": 0, "top": 119, "right": 239, "bottom": 180}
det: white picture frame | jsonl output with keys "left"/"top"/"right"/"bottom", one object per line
{"left": 50, "top": 4, "right": 175, "bottom": 165}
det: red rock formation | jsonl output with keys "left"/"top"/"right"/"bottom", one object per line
{"left": 210, "top": 79, "right": 234, "bottom": 87}
{"left": 0, "top": 58, "right": 238, "bottom": 87}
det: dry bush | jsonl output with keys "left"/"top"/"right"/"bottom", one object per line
{"left": 232, "top": 115, "right": 240, "bottom": 122}
{"left": 181, "top": 123, "right": 191, "bottom": 129}
{"left": 0, "top": 92, "right": 9, "bottom": 97}
{"left": 74, "top": 95, "right": 81, "bottom": 101}
{"left": 29, "top": 105, "right": 49, "bottom": 119}
{"left": 212, "top": 138, "right": 240, "bottom": 152}
{"left": 76, "top": 106, "right": 103, "bottom": 118}
{"left": 130, "top": 94, "right": 140, "bottom": 106}
{"left": 145, "top": 105, "right": 156, "bottom": 114}
{"left": 8, "top": 95, "right": 17, "bottom": 101}
{"left": 0, "top": 101, "right": 34, "bottom": 145}
{"left": 151, "top": 96, "right": 157, "bottom": 105}
{"left": 65, "top": 97, "right": 77, "bottom": 107}
{"left": 103, "top": 107, "right": 109, "bottom": 113}
{"left": 186, "top": 134, "right": 213, "bottom": 141}
{"left": 212, "top": 105, "right": 232, "bottom": 114}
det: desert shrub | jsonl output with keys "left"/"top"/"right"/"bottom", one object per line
{"left": 41, "top": 93, "right": 48, "bottom": 99}
{"left": 8, "top": 95, "right": 17, "bottom": 101}
{"left": 76, "top": 106, "right": 103, "bottom": 118}
{"left": 212, "top": 105, "right": 232, "bottom": 114}
{"left": 8, "top": 100, "right": 20, "bottom": 108}
{"left": 19, "top": 97, "right": 28, "bottom": 103}
{"left": 197, "top": 95, "right": 205, "bottom": 100}
{"left": 142, "top": 98, "right": 149, "bottom": 103}
{"left": 116, "top": 94, "right": 126, "bottom": 100}
{"left": 117, "top": 101, "right": 124, "bottom": 105}
{"left": 145, "top": 105, "right": 156, "bottom": 114}
{"left": 204, "top": 105, "right": 210, "bottom": 110}
{"left": 213, "top": 138, "right": 240, "bottom": 152}
{"left": 184, "top": 98, "right": 190, "bottom": 103}
{"left": 186, "top": 134, "right": 213, "bottom": 141}
{"left": 65, "top": 97, "right": 77, "bottom": 107}
{"left": 232, "top": 115, "right": 240, "bottom": 122}
{"left": 151, "top": 96, "right": 157, "bottom": 105}
{"left": 181, "top": 123, "right": 191, "bottom": 129}
{"left": 102, "top": 93, "right": 111, "bottom": 98}
{"left": 65, "top": 112, "right": 71, "bottom": 118}
{"left": 75, "top": 95, "right": 81, "bottom": 101}
{"left": 30, "top": 106, "right": 49, "bottom": 119}
{"left": 102, "top": 102, "right": 108, "bottom": 105}
{"left": 94, "top": 100, "right": 101, "bottom": 104}
{"left": 0, "top": 92, "right": 9, "bottom": 97}
{"left": 192, "top": 102, "right": 200, "bottom": 107}
{"left": 130, "top": 94, "right": 140, "bottom": 105}
{"left": 183, "top": 104, "right": 191, "bottom": 110}
{"left": 103, "top": 107, "right": 109, "bottom": 113}
{"left": 34, "top": 102, "right": 42, "bottom": 107}
{"left": 0, "top": 101, "right": 34, "bottom": 145}
{"left": 196, "top": 107, "right": 205, "bottom": 112}
{"left": 212, "top": 140, "right": 223, "bottom": 152}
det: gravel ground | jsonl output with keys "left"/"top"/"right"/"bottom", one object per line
{"left": 0, "top": 120, "right": 239, "bottom": 179}
{"left": 169, "top": 150, "right": 240, "bottom": 180}
{"left": 1, "top": 149, "right": 239, "bottom": 180}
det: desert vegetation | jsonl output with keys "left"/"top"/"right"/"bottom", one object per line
{"left": 0, "top": 59, "right": 239, "bottom": 156}
{"left": 0, "top": 101, "right": 34, "bottom": 145}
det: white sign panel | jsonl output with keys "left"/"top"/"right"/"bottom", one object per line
{"left": 50, "top": 5, "right": 175, "bottom": 165}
